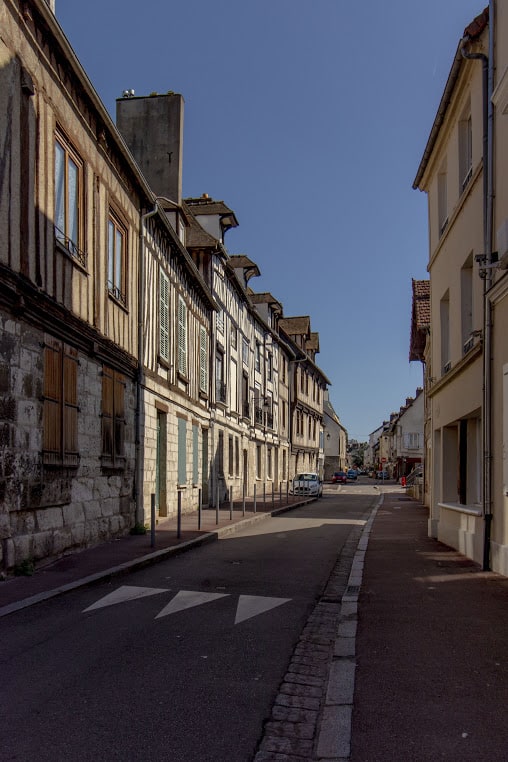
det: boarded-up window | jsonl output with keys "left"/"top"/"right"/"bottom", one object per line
{"left": 160, "top": 270, "right": 170, "bottom": 362}
{"left": 178, "top": 295, "right": 187, "bottom": 375}
{"left": 102, "top": 366, "right": 125, "bottom": 466}
{"left": 43, "top": 339, "right": 79, "bottom": 466}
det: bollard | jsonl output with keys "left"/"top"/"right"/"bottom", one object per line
{"left": 198, "top": 488, "right": 202, "bottom": 530}
{"left": 253, "top": 483, "right": 257, "bottom": 513}
{"left": 150, "top": 493, "right": 156, "bottom": 548}
{"left": 177, "top": 490, "right": 182, "bottom": 539}
{"left": 230, "top": 486, "right": 233, "bottom": 520}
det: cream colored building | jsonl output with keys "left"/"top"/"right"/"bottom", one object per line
{"left": 414, "top": 4, "right": 508, "bottom": 572}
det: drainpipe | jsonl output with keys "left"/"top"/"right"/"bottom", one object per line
{"left": 134, "top": 202, "right": 159, "bottom": 527}
{"left": 461, "top": 3, "right": 494, "bottom": 570}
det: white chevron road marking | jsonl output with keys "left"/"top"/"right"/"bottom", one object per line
{"left": 155, "top": 590, "right": 229, "bottom": 619}
{"left": 83, "top": 585, "right": 169, "bottom": 612}
{"left": 83, "top": 587, "right": 292, "bottom": 624}
{"left": 234, "top": 595, "right": 291, "bottom": 624}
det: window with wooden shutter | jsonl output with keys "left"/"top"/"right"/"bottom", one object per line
{"left": 178, "top": 295, "right": 187, "bottom": 376}
{"left": 160, "top": 270, "right": 170, "bottom": 362}
{"left": 178, "top": 417, "right": 187, "bottom": 485}
{"left": 199, "top": 325, "right": 208, "bottom": 393}
{"left": 102, "top": 365, "right": 126, "bottom": 467}
{"left": 43, "top": 339, "right": 79, "bottom": 466}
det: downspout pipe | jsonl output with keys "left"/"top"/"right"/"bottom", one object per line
{"left": 134, "top": 202, "right": 159, "bottom": 527}
{"left": 461, "top": 8, "right": 494, "bottom": 570}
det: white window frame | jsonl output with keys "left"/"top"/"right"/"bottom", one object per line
{"left": 199, "top": 325, "right": 208, "bottom": 393}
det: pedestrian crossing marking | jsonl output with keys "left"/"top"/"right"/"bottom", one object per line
{"left": 155, "top": 590, "right": 229, "bottom": 619}
{"left": 83, "top": 585, "right": 169, "bottom": 612}
{"left": 234, "top": 595, "right": 290, "bottom": 624}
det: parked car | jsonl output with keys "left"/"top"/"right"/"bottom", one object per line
{"left": 377, "top": 470, "right": 389, "bottom": 480}
{"left": 290, "top": 472, "right": 323, "bottom": 497}
{"left": 331, "top": 471, "right": 348, "bottom": 484}
{"left": 347, "top": 469, "right": 357, "bottom": 480}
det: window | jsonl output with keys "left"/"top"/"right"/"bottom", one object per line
{"left": 43, "top": 339, "right": 79, "bottom": 466}
{"left": 216, "top": 348, "right": 226, "bottom": 403}
{"left": 440, "top": 290, "right": 450, "bottom": 374}
{"left": 216, "top": 308, "right": 224, "bottom": 335}
{"left": 178, "top": 296, "right": 187, "bottom": 375}
{"left": 282, "top": 400, "right": 286, "bottom": 429}
{"left": 405, "top": 432, "right": 420, "bottom": 450}
{"left": 54, "top": 133, "right": 85, "bottom": 266}
{"left": 192, "top": 424, "right": 199, "bottom": 485}
{"left": 228, "top": 436, "right": 234, "bottom": 476}
{"left": 242, "top": 374, "right": 249, "bottom": 418}
{"left": 267, "top": 352, "right": 273, "bottom": 381}
{"left": 231, "top": 326, "right": 237, "bottom": 350}
{"left": 301, "top": 368, "right": 305, "bottom": 392}
{"left": 159, "top": 270, "right": 170, "bottom": 362}
{"left": 101, "top": 365, "right": 126, "bottom": 467}
{"left": 459, "top": 111, "right": 472, "bottom": 192}
{"left": 282, "top": 450, "right": 287, "bottom": 480}
{"left": 267, "top": 447, "right": 273, "bottom": 479}
{"left": 178, "top": 417, "right": 187, "bottom": 485}
{"left": 256, "top": 444, "right": 262, "bottom": 479}
{"left": 108, "top": 213, "right": 126, "bottom": 306}
{"left": 242, "top": 338, "right": 249, "bottom": 366}
{"left": 235, "top": 437, "right": 240, "bottom": 476}
{"left": 461, "top": 255, "right": 473, "bottom": 352}
{"left": 199, "top": 326, "right": 209, "bottom": 393}
{"left": 438, "top": 167, "right": 448, "bottom": 237}
{"left": 218, "top": 431, "right": 224, "bottom": 477}
{"left": 255, "top": 341, "right": 261, "bottom": 372}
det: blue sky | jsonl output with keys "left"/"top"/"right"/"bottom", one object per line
{"left": 57, "top": 0, "right": 484, "bottom": 441}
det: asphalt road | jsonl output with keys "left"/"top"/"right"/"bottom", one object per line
{"left": 1, "top": 487, "right": 377, "bottom": 762}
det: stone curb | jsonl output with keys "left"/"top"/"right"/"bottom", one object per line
{"left": 314, "top": 493, "right": 383, "bottom": 761}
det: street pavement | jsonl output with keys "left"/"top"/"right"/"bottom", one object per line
{"left": 2, "top": 484, "right": 508, "bottom": 761}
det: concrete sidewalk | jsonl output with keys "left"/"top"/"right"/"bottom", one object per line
{"left": 350, "top": 490, "right": 508, "bottom": 762}
{"left": 0, "top": 492, "right": 314, "bottom": 617}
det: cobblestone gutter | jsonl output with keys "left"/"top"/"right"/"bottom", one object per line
{"left": 253, "top": 496, "right": 381, "bottom": 761}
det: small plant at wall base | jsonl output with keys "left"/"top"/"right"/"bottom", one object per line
{"left": 130, "top": 523, "right": 147, "bottom": 535}
{"left": 13, "top": 558, "right": 35, "bottom": 576}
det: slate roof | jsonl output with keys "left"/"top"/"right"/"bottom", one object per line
{"left": 228, "top": 255, "right": 261, "bottom": 280}
{"left": 183, "top": 196, "right": 238, "bottom": 226}
{"left": 248, "top": 291, "right": 283, "bottom": 312}
{"left": 279, "top": 316, "right": 311, "bottom": 337}
{"left": 409, "top": 279, "right": 430, "bottom": 362}
{"left": 182, "top": 201, "right": 218, "bottom": 248}
{"left": 306, "top": 332, "right": 320, "bottom": 352}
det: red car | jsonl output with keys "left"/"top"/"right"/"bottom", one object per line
{"left": 331, "top": 471, "right": 347, "bottom": 484}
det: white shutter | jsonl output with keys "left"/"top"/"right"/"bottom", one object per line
{"left": 159, "top": 270, "right": 169, "bottom": 361}
{"left": 199, "top": 325, "right": 208, "bottom": 392}
{"left": 178, "top": 296, "right": 187, "bottom": 375}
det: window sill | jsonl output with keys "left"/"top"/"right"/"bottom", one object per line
{"left": 177, "top": 371, "right": 189, "bottom": 385}
{"left": 158, "top": 355, "right": 172, "bottom": 371}
{"left": 438, "top": 502, "right": 482, "bottom": 517}
{"left": 101, "top": 456, "right": 126, "bottom": 471}
{"left": 107, "top": 290, "right": 128, "bottom": 313}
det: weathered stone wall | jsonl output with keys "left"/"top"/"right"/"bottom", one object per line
{"left": 0, "top": 313, "right": 136, "bottom": 570}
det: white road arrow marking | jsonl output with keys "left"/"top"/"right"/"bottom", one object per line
{"left": 83, "top": 585, "right": 169, "bottom": 612}
{"left": 234, "top": 595, "right": 290, "bottom": 624}
{"left": 155, "top": 590, "right": 229, "bottom": 619}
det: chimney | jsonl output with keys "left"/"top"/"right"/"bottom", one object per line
{"left": 116, "top": 92, "right": 184, "bottom": 205}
